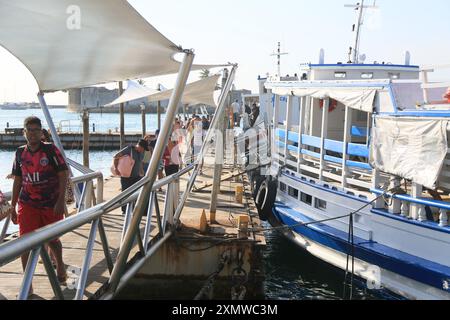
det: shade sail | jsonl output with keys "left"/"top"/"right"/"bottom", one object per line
{"left": 147, "top": 75, "right": 220, "bottom": 107}
{"left": 106, "top": 75, "right": 220, "bottom": 107}
{"left": 0, "top": 0, "right": 226, "bottom": 92}
{"left": 105, "top": 81, "right": 158, "bottom": 106}
{"left": 268, "top": 84, "right": 379, "bottom": 113}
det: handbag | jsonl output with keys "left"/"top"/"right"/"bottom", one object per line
{"left": 110, "top": 154, "right": 135, "bottom": 178}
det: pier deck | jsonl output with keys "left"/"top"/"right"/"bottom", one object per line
{"left": 0, "top": 166, "right": 265, "bottom": 300}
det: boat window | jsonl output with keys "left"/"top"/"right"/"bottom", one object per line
{"left": 334, "top": 72, "right": 347, "bottom": 79}
{"left": 315, "top": 198, "right": 327, "bottom": 210}
{"left": 288, "top": 187, "right": 299, "bottom": 199}
{"left": 301, "top": 192, "right": 313, "bottom": 205}
{"left": 280, "top": 182, "right": 286, "bottom": 192}
{"left": 389, "top": 72, "right": 400, "bottom": 79}
{"left": 361, "top": 72, "right": 373, "bottom": 79}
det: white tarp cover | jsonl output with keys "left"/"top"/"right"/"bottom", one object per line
{"left": 0, "top": 0, "right": 224, "bottom": 91}
{"left": 146, "top": 75, "right": 220, "bottom": 107}
{"left": 370, "top": 118, "right": 449, "bottom": 189}
{"left": 270, "top": 86, "right": 377, "bottom": 113}
{"left": 105, "top": 81, "right": 158, "bottom": 106}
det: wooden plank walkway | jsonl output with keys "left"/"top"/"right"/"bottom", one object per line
{"left": 0, "top": 166, "right": 264, "bottom": 300}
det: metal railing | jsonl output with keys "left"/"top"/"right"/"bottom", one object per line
{"left": 371, "top": 188, "right": 449, "bottom": 227}
{"left": 0, "top": 60, "right": 238, "bottom": 300}
{"left": 0, "top": 162, "right": 195, "bottom": 300}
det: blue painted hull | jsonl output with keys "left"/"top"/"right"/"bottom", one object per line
{"left": 272, "top": 203, "right": 450, "bottom": 299}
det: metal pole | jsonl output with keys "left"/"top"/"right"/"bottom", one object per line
{"left": 352, "top": 0, "right": 365, "bottom": 64}
{"left": 18, "top": 247, "right": 41, "bottom": 300}
{"left": 174, "top": 65, "right": 237, "bottom": 222}
{"left": 141, "top": 104, "right": 146, "bottom": 137}
{"left": 38, "top": 92, "right": 81, "bottom": 203}
{"left": 209, "top": 113, "right": 225, "bottom": 218}
{"left": 119, "top": 81, "right": 125, "bottom": 149}
{"left": 75, "top": 219, "right": 99, "bottom": 300}
{"left": 107, "top": 50, "right": 194, "bottom": 293}
{"left": 157, "top": 83, "right": 162, "bottom": 130}
{"left": 82, "top": 109, "right": 90, "bottom": 167}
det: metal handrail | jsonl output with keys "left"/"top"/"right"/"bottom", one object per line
{"left": 0, "top": 165, "right": 194, "bottom": 265}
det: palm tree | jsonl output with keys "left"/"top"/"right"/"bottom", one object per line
{"left": 199, "top": 69, "right": 210, "bottom": 79}
{"left": 137, "top": 79, "right": 146, "bottom": 86}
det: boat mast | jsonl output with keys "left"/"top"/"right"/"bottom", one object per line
{"left": 345, "top": 0, "right": 377, "bottom": 64}
{"left": 270, "top": 42, "right": 288, "bottom": 76}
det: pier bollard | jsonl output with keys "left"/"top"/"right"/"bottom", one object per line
{"left": 237, "top": 215, "right": 249, "bottom": 239}
{"left": 200, "top": 209, "right": 208, "bottom": 233}
{"left": 235, "top": 186, "right": 243, "bottom": 204}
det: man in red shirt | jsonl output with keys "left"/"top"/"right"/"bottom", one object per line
{"left": 9, "top": 116, "right": 68, "bottom": 294}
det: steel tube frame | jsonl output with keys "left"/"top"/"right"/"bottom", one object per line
{"left": 38, "top": 93, "right": 81, "bottom": 203}
{"left": 107, "top": 50, "right": 195, "bottom": 292}
{"left": 173, "top": 64, "right": 238, "bottom": 222}
{"left": 75, "top": 219, "right": 99, "bottom": 300}
{"left": 40, "top": 245, "right": 65, "bottom": 300}
{"left": 18, "top": 246, "right": 41, "bottom": 300}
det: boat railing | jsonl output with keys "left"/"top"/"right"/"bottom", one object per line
{"left": 420, "top": 64, "right": 450, "bottom": 104}
{"left": 274, "top": 126, "right": 373, "bottom": 191}
{"left": 0, "top": 159, "right": 195, "bottom": 299}
{"left": 371, "top": 188, "right": 449, "bottom": 228}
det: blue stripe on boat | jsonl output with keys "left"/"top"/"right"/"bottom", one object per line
{"left": 273, "top": 203, "right": 450, "bottom": 293}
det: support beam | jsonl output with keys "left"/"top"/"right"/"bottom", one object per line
{"left": 411, "top": 183, "right": 423, "bottom": 220}
{"left": 342, "top": 106, "right": 352, "bottom": 188}
{"left": 297, "top": 96, "right": 305, "bottom": 172}
{"left": 210, "top": 113, "right": 225, "bottom": 218}
{"left": 82, "top": 109, "right": 90, "bottom": 168}
{"left": 272, "top": 95, "right": 280, "bottom": 160}
{"left": 119, "top": 81, "right": 125, "bottom": 149}
{"left": 319, "top": 99, "right": 329, "bottom": 181}
{"left": 107, "top": 50, "right": 195, "bottom": 295}
{"left": 141, "top": 104, "right": 146, "bottom": 137}
{"left": 173, "top": 65, "right": 238, "bottom": 223}
{"left": 284, "top": 95, "right": 293, "bottom": 160}
{"left": 38, "top": 92, "right": 81, "bottom": 204}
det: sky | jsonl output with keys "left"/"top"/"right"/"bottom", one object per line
{"left": 0, "top": 0, "right": 450, "bottom": 105}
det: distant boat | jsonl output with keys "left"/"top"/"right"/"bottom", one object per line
{"left": 0, "top": 103, "right": 29, "bottom": 110}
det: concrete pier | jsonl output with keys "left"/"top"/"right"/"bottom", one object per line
{"left": 0, "top": 132, "right": 148, "bottom": 150}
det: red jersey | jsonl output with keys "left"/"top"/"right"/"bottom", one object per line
{"left": 12, "top": 143, "right": 68, "bottom": 208}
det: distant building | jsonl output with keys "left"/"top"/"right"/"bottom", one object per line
{"left": 230, "top": 89, "right": 252, "bottom": 105}
{"left": 68, "top": 87, "right": 168, "bottom": 113}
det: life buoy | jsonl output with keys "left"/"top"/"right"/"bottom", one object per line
{"left": 319, "top": 99, "right": 338, "bottom": 112}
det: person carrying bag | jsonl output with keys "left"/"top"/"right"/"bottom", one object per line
{"left": 112, "top": 139, "right": 148, "bottom": 213}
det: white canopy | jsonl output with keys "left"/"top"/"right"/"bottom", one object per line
{"left": 150, "top": 75, "right": 220, "bottom": 107}
{"left": 106, "top": 75, "right": 220, "bottom": 107}
{"left": 105, "top": 81, "right": 158, "bottom": 106}
{"left": 0, "top": 0, "right": 224, "bottom": 92}
{"left": 268, "top": 85, "right": 378, "bottom": 113}
{"left": 370, "top": 118, "right": 449, "bottom": 189}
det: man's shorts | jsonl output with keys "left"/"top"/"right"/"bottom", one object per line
{"left": 17, "top": 203, "right": 64, "bottom": 243}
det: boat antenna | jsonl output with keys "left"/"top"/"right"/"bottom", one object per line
{"left": 345, "top": 0, "right": 378, "bottom": 64}
{"left": 270, "top": 42, "right": 289, "bottom": 76}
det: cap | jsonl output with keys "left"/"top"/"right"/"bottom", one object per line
{"left": 137, "top": 139, "right": 149, "bottom": 151}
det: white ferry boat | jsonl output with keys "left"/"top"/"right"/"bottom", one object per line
{"left": 248, "top": 1, "right": 450, "bottom": 300}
